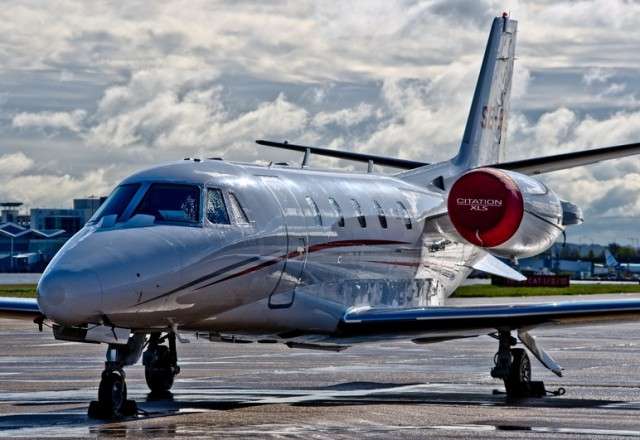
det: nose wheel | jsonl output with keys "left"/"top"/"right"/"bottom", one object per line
{"left": 88, "top": 367, "right": 138, "bottom": 418}
{"left": 88, "top": 334, "right": 146, "bottom": 419}
{"left": 143, "top": 332, "right": 180, "bottom": 394}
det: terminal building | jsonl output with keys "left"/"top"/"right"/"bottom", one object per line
{"left": 0, "top": 197, "right": 105, "bottom": 272}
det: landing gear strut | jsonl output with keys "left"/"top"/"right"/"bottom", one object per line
{"left": 491, "top": 330, "right": 546, "bottom": 398}
{"left": 88, "top": 334, "right": 145, "bottom": 419}
{"left": 143, "top": 332, "right": 180, "bottom": 394}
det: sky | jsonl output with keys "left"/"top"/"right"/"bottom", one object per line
{"left": 1, "top": 0, "right": 640, "bottom": 245}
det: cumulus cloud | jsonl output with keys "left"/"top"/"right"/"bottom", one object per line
{"left": 86, "top": 70, "right": 309, "bottom": 152}
{"left": 312, "top": 103, "right": 375, "bottom": 128}
{"left": 12, "top": 110, "right": 87, "bottom": 132}
{"left": 0, "top": 152, "right": 34, "bottom": 176}
{"left": 0, "top": 151, "right": 111, "bottom": 207}
{"left": 0, "top": 169, "right": 111, "bottom": 208}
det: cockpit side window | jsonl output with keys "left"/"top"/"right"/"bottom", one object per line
{"left": 206, "top": 188, "right": 230, "bottom": 224}
{"left": 89, "top": 183, "right": 140, "bottom": 223}
{"left": 228, "top": 192, "right": 249, "bottom": 225}
{"left": 134, "top": 183, "right": 201, "bottom": 224}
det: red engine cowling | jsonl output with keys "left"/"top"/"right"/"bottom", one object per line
{"left": 446, "top": 168, "right": 563, "bottom": 258}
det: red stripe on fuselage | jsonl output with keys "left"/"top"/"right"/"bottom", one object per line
{"left": 197, "top": 239, "right": 411, "bottom": 289}
{"left": 364, "top": 260, "right": 421, "bottom": 267}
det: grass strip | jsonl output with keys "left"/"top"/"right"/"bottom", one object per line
{"left": 452, "top": 283, "right": 640, "bottom": 298}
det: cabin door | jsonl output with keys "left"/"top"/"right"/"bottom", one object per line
{"left": 260, "top": 176, "right": 308, "bottom": 308}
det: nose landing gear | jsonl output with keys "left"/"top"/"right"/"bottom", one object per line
{"left": 88, "top": 331, "right": 182, "bottom": 419}
{"left": 88, "top": 334, "right": 145, "bottom": 419}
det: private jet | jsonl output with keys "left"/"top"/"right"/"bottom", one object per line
{"left": 3, "top": 13, "right": 640, "bottom": 418}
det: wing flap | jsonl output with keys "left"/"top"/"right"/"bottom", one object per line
{"left": 339, "top": 299, "right": 640, "bottom": 337}
{"left": 0, "top": 297, "right": 41, "bottom": 320}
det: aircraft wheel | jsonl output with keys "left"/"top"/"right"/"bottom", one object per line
{"left": 96, "top": 369, "right": 127, "bottom": 417}
{"left": 144, "top": 345, "right": 177, "bottom": 393}
{"left": 503, "top": 348, "right": 531, "bottom": 397}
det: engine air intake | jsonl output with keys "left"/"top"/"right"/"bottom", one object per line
{"left": 447, "top": 168, "right": 524, "bottom": 247}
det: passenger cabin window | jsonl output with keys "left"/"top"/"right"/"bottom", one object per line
{"left": 350, "top": 199, "right": 367, "bottom": 228}
{"left": 228, "top": 193, "right": 249, "bottom": 225}
{"left": 396, "top": 201, "right": 412, "bottom": 230}
{"left": 206, "top": 189, "right": 230, "bottom": 224}
{"left": 328, "top": 197, "right": 345, "bottom": 227}
{"left": 133, "top": 183, "right": 200, "bottom": 224}
{"left": 89, "top": 183, "right": 140, "bottom": 223}
{"left": 305, "top": 196, "right": 323, "bottom": 226}
{"left": 374, "top": 200, "right": 388, "bottom": 229}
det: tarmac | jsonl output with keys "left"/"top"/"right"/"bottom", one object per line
{"left": 2, "top": 294, "right": 640, "bottom": 438}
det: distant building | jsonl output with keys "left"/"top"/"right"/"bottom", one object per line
{"left": 554, "top": 259, "right": 593, "bottom": 279}
{"left": 0, "top": 223, "right": 66, "bottom": 272}
{"left": 73, "top": 196, "right": 106, "bottom": 224}
{"left": 0, "top": 196, "right": 105, "bottom": 272}
{"left": 518, "top": 254, "right": 594, "bottom": 279}
{"left": 0, "top": 202, "right": 23, "bottom": 224}
{"left": 30, "top": 208, "right": 83, "bottom": 235}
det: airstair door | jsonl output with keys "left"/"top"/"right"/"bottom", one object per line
{"left": 260, "top": 176, "right": 308, "bottom": 308}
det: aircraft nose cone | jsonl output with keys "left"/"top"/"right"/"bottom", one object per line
{"left": 37, "top": 269, "right": 103, "bottom": 325}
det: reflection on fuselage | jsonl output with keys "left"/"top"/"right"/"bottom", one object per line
{"left": 37, "top": 159, "right": 477, "bottom": 333}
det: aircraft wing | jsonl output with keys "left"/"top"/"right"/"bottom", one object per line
{"left": 338, "top": 298, "right": 640, "bottom": 337}
{"left": 492, "top": 141, "right": 640, "bottom": 175}
{"left": 0, "top": 297, "right": 41, "bottom": 320}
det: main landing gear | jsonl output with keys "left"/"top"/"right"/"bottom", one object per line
{"left": 490, "top": 330, "right": 548, "bottom": 398}
{"left": 88, "top": 332, "right": 180, "bottom": 419}
{"left": 143, "top": 332, "right": 181, "bottom": 394}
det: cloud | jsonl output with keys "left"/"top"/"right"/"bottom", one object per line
{"left": 312, "top": 103, "right": 374, "bottom": 128}
{"left": 0, "top": 151, "right": 111, "bottom": 208}
{"left": 0, "top": 152, "right": 34, "bottom": 176}
{"left": 12, "top": 110, "right": 87, "bottom": 132}
{"left": 0, "top": 0, "right": 639, "bottom": 243}
{"left": 86, "top": 68, "right": 309, "bottom": 153}
{"left": 583, "top": 68, "right": 614, "bottom": 85}
{"left": 0, "top": 169, "right": 111, "bottom": 208}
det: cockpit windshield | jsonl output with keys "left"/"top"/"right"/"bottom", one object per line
{"left": 89, "top": 183, "right": 140, "bottom": 224}
{"left": 133, "top": 183, "right": 201, "bottom": 224}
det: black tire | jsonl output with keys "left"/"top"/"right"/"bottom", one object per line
{"left": 97, "top": 370, "right": 127, "bottom": 417}
{"left": 144, "top": 345, "right": 175, "bottom": 393}
{"left": 504, "top": 348, "right": 531, "bottom": 397}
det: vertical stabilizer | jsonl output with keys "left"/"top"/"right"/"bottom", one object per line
{"left": 604, "top": 250, "right": 619, "bottom": 268}
{"left": 454, "top": 14, "right": 517, "bottom": 169}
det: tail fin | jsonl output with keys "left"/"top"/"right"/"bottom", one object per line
{"left": 453, "top": 14, "right": 517, "bottom": 169}
{"left": 604, "top": 250, "right": 619, "bottom": 267}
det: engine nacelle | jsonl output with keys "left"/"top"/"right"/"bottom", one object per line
{"left": 446, "top": 168, "right": 564, "bottom": 258}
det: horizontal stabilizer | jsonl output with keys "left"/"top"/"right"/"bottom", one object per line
{"left": 256, "top": 140, "right": 427, "bottom": 169}
{"left": 470, "top": 253, "right": 526, "bottom": 281}
{"left": 493, "top": 141, "right": 640, "bottom": 175}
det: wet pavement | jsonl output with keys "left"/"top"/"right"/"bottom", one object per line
{"left": 2, "top": 296, "right": 640, "bottom": 438}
